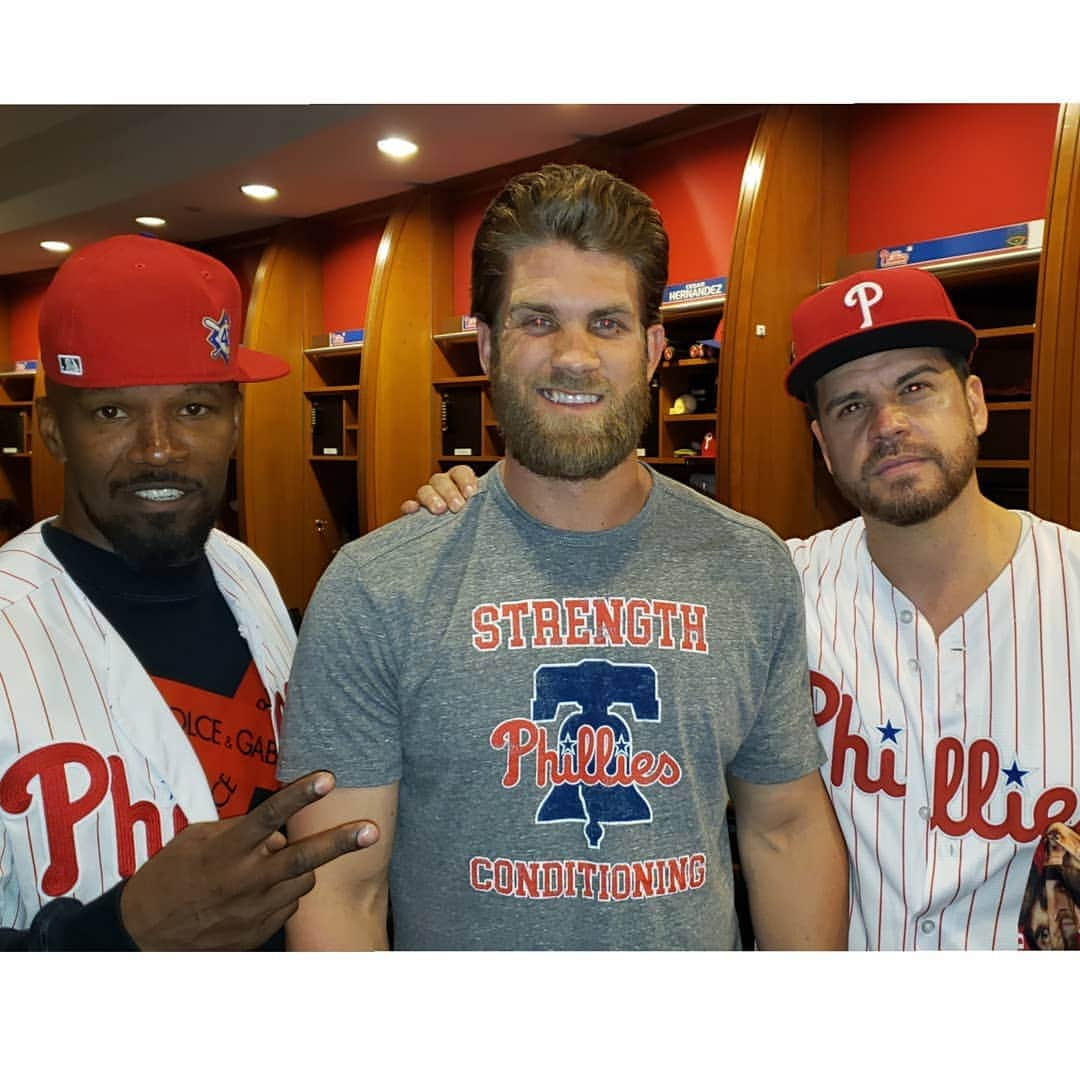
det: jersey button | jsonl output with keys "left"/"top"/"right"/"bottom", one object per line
{"left": 920, "top": 919, "right": 936, "bottom": 934}
{"left": 907, "top": 659, "right": 920, "bottom": 672}
{"left": 918, "top": 806, "right": 930, "bottom": 820}
{"left": 900, "top": 610, "right": 914, "bottom": 624}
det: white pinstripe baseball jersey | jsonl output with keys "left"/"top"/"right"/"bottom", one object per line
{"left": 0, "top": 522, "right": 296, "bottom": 932}
{"left": 788, "top": 511, "right": 1080, "bottom": 949}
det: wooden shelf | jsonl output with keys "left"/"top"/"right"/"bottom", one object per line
{"left": 309, "top": 454, "right": 359, "bottom": 463}
{"left": 304, "top": 385, "right": 360, "bottom": 396}
{"left": 0, "top": 452, "right": 31, "bottom": 461}
{"left": 661, "top": 356, "right": 718, "bottom": 368}
{"left": 978, "top": 459, "right": 1031, "bottom": 469}
{"left": 434, "top": 375, "right": 490, "bottom": 389}
{"left": 436, "top": 454, "right": 501, "bottom": 464}
{"left": 987, "top": 401, "right": 1032, "bottom": 412}
{"left": 644, "top": 456, "right": 713, "bottom": 465}
{"left": 433, "top": 329, "right": 479, "bottom": 346}
{"left": 0, "top": 371, "right": 36, "bottom": 380}
{"left": 977, "top": 324, "right": 1035, "bottom": 340}
{"left": 664, "top": 411, "right": 718, "bottom": 423}
{"left": 303, "top": 344, "right": 364, "bottom": 359}
{"left": 659, "top": 296, "right": 726, "bottom": 320}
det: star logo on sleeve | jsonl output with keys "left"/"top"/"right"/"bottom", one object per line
{"left": 201, "top": 310, "right": 232, "bottom": 363}
{"left": 877, "top": 719, "right": 902, "bottom": 745}
{"left": 1002, "top": 760, "right": 1030, "bottom": 788}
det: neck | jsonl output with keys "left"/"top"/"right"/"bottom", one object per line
{"left": 499, "top": 454, "right": 653, "bottom": 531}
{"left": 862, "top": 480, "right": 1022, "bottom": 636}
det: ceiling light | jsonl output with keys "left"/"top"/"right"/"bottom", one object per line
{"left": 40, "top": 240, "right": 71, "bottom": 253}
{"left": 240, "top": 183, "right": 279, "bottom": 201}
{"left": 377, "top": 137, "right": 418, "bottom": 159}
{"left": 135, "top": 216, "right": 167, "bottom": 227}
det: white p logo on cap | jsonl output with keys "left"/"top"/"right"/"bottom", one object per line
{"left": 843, "top": 281, "right": 884, "bottom": 329}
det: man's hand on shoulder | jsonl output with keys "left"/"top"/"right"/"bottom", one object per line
{"left": 119, "top": 771, "right": 378, "bottom": 950}
{"left": 400, "top": 465, "right": 480, "bottom": 516}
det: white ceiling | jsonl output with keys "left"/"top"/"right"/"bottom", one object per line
{"left": 0, "top": 104, "right": 688, "bottom": 278}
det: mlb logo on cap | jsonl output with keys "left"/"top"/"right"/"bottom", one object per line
{"left": 786, "top": 267, "right": 978, "bottom": 402}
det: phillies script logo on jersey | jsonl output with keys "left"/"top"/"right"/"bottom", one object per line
{"left": 0, "top": 742, "right": 188, "bottom": 897}
{"left": 812, "top": 670, "right": 1079, "bottom": 843}
{"left": 490, "top": 659, "right": 682, "bottom": 849}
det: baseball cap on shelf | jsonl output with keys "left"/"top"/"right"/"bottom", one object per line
{"left": 786, "top": 266, "right": 977, "bottom": 402}
{"left": 38, "top": 234, "right": 290, "bottom": 388}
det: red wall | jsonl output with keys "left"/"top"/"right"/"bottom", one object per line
{"left": 847, "top": 103, "right": 1060, "bottom": 254}
{"left": 322, "top": 219, "right": 385, "bottom": 332}
{"left": 5, "top": 273, "right": 52, "bottom": 364}
{"left": 624, "top": 114, "right": 758, "bottom": 287}
{"left": 449, "top": 114, "right": 759, "bottom": 316}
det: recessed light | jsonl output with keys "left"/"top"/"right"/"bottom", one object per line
{"left": 40, "top": 240, "right": 71, "bottom": 253}
{"left": 240, "top": 183, "right": 279, "bottom": 201}
{"left": 377, "top": 137, "right": 418, "bottom": 159}
{"left": 135, "top": 216, "right": 167, "bottom": 227}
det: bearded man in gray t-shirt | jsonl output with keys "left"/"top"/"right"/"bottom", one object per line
{"left": 279, "top": 163, "right": 848, "bottom": 950}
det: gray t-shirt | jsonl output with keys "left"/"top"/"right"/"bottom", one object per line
{"left": 279, "top": 465, "right": 823, "bottom": 949}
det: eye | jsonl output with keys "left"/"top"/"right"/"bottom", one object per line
{"left": 180, "top": 402, "right": 213, "bottom": 417}
{"left": 836, "top": 400, "right": 864, "bottom": 418}
{"left": 592, "top": 316, "right": 627, "bottom": 336}
{"left": 901, "top": 380, "right": 930, "bottom": 395}
{"left": 516, "top": 313, "right": 555, "bottom": 333}
{"left": 93, "top": 404, "right": 126, "bottom": 421}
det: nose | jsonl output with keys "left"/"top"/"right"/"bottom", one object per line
{"left": 867, "top": 398, "right": 911, "bottom": 441}
{"left": 550, "top": 324, "right": 601, "bottom": 377}
{"left": 127, "top": 408, "right": 188, "bottom": 466}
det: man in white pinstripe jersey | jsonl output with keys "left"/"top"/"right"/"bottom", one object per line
{"left": 784, "top": 266, "right": 1080, "bottom": 949}
{"left": 408, "top": 265, "right": 1080, "bottom": 949}
{"left": 0, "top": 235, "right": 377, "bottom": 950}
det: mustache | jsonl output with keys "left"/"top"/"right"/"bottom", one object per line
{"left": 535, "top": 371, "right": 613, "bottom": 395}
{"left": 863, "top": 438, "right": 941, "bottom": 474}
{"left": 110, "top": 471, "right": 204, "bottom": 496}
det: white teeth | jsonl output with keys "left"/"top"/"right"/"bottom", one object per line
{"left": 542, "top": 389, "right": 601, "bottom": 405}
{"left": 133, "top": 488, "right": 185, "bottom": 501}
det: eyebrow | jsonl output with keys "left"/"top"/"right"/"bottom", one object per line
{"left": 823, "top": 363, "right": 946, "bottom": 414}
{"left": 506, "top": 302, "right": 635, "bottom": 320}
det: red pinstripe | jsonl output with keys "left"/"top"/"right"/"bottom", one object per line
{"left": 0, "top": 546, "right": 60, "bottom": 569}
{"left": 1010, "top": 564, "right": 1019, "bottom": 749}
{"left": 938, "top": 841, "right": 965, "bottom": 948}
{"left": 985, "top": 592, "right": 993, "bottom": 739}
{"left": 3, "top": 610, "right": 54, "bottom": 740}
{"left": 1057, "top": 529, "right": 1075, "bottom": 787}
{"left": 990, "top": 844, "right": 1019, "bottom": 949}
{"left": 52, "top": 582, "right": 119, "bottom": 753}
{"left": 95, "top": 817, "right": 104, "bottom": 895}
{"left": 23, "top": 818, "right": 42, "bottom": 910}
{"left": 870, "top": 563, "right": 886, "bottom": 948}
{"left": 212, "top": 542, "right": 279, "bottom": 613}
{"left": 1033, "top": 537, "right": 1046, "bottom": 777}
{"left": 964, "top": 844, "right": 990, "bottom": 949}
{"left": 28, "top": 596, "right": 87, "bottom": 742}
{"left": 0, "top": 669, "right": 19, "bottom": 754}
{"left": 916, "top": 830, "right": 941, "bottom": 950}
{"left": 1, "top": 569, "right": 36, "bottom": 587}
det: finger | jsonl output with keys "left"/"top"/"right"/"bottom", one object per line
{"left": 238, "top": 771, "right": 336, "bottom": 847}
{"left": 429, "top": 474, "right": 465, "bottom": 512}
{"left": 400, "top": 498, "right": 421, "bottom": 515}
{"left": 413, "top": 483, "right": 447, "bottom": 514}
{"left": 268, "top": 820, "right": 379, "bottom": 882}
{"left": 447, "top": 465, "right": 479, "bottom": 497}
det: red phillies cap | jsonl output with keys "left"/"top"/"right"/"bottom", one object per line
{"left": 39, "top": 234, "right": 289, "bottom": 387}
{"left": 786, "top": 266, "right": 977, "bottom": 402}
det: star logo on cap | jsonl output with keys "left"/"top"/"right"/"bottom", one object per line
{"left": 202, "top": 310, "right": 232, "bottom": 364}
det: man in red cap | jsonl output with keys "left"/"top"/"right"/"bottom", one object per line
{"left": 0, "top": 235, "right": 377, "bottom": 951}
{"left": 407, "top": 264, "right": 1080, "bottom": 950}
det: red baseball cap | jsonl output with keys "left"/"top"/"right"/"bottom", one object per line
{"left": 786, "top": 267, "right": 977, "bottom": 402}
{"left": 39, "top": 234, "right": 289, "bottom": 388}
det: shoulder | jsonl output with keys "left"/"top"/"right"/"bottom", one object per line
{"left": 784, "top": 515, "right": 865, "bottom": 572}
{"left": 0, "top": 521, "right": 67, "bottom": 612}
{"left": 648, "top": 472, "right": 794, "bottom": 563}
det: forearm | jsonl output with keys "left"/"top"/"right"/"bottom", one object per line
{"left": 286, "top": 875, "right": 389, "bottom": 950}
{"left": 737, "top": 785, "right": 849, "bottom": 950}
{"left": 0, "top": 885, "right": 139, "bottom": 952}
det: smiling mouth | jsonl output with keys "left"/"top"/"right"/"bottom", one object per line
{"left": 132, "top": 488, "right": 189, "bottom": 502}
{"left": 539, "top": 388, "right": 603, "bottom": 406}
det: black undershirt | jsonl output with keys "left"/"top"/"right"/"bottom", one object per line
{"left": 42, "top": 522, "right": 251, "bottom": 695}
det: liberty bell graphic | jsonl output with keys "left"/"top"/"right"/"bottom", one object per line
{"left": 532, "top": 659, "right": 660, "bottom": 848}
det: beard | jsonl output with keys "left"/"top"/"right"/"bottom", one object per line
{"left": 831, "top": 424, "right": 979, "bottom": 527}
{"left": 488, "top": 345, "right": 652, "bottom": 481}
{"left": 81, "top": 470, "right": 221, "bottom": 572}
